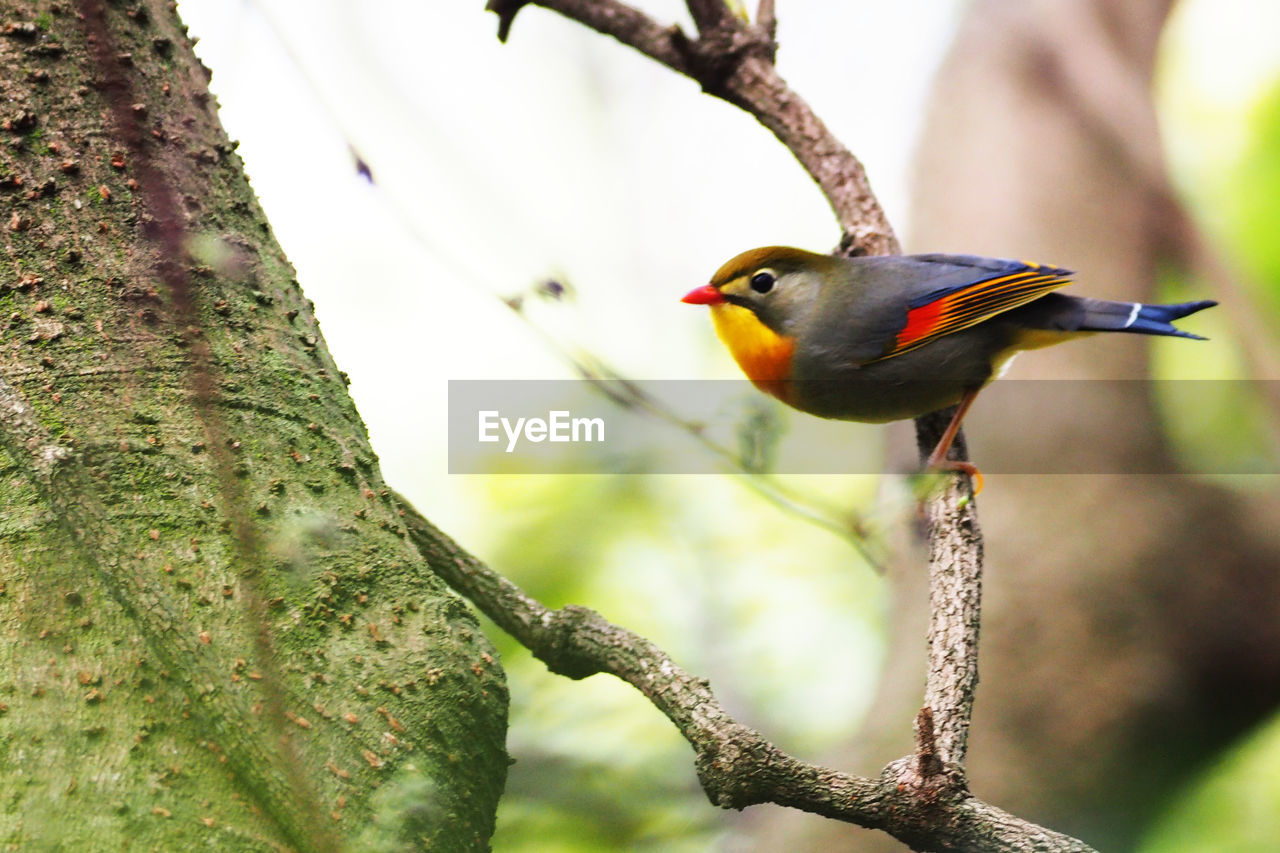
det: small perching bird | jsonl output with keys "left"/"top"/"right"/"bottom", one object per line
{"left": 682, "top": 247, "right": 1216, "bottom": 483}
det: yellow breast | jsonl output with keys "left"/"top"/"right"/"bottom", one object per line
{"left": 709, "top": 303, "right": 797, "bottom": 403}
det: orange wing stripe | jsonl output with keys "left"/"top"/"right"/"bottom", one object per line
{"left": 881, "top": 269, "right": 1071, "bottom": 360}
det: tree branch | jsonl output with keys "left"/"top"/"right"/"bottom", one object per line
{"left": 916, "top": 420, "right": 984, "bottom": 769}
{"left": 492, "top": 0, "right": 986, "bottom": 761}
{"left": 397, "top": 493, "right": 1093, "bottom": 852}
{"left": 686, "top": 0, "right": 737, "bottom": 36}
{"left": 475, "top": 0, "right": 1015, "bottom": 846}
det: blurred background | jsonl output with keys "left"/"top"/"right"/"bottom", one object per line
{"left": 176, "top": 0, "right": 1280, "bottom": 849}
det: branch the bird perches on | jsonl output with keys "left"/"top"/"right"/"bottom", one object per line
{"left": 440, "top": 1, "right": 1102, "bottom": 850}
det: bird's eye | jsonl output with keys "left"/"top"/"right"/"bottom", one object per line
{"left": 749, "top": 271, "right": 776, "bottom": 294}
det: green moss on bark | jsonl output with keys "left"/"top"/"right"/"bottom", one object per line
{"left": 0, "top": 2, "right": 508, "bottom": 850}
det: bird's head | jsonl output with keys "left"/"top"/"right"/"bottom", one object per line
{"left": 681, "top": 246, "right": 840, "bottom": 395}
{"left": 681, "top": 246, "right": 833, "bottom": 338}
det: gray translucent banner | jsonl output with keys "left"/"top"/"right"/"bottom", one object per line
{"left": 448, "top": 380, "right": 1277, "bottom": 475}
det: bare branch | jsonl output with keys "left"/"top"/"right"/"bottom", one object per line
{"left": 917, "top": 417, "right": 984, "bottom": 768}
{"left": 475, "top": 2, "right": 1036, "bottom": 847}
{"left": 397, "top": 493, "right": 1094, "bottom": 852}
{"left": 499, "top": 0, "right": 991, "bottom": 749}
{"left": 506, "top": 0, "right": 695, "bottom": 71}
{"left": 686, "top": 0, "right": 736, "bottom": 36}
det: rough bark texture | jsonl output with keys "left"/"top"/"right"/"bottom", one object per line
{"left": 919, "top": 427, "right": 983, "bottom": 771}
{"left": 749, "top": 1, "right": 1280, "bottom": 850}
{"left": 0, "top": 2, "right": 507, "bottom": 850}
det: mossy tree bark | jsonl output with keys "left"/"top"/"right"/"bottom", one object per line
{"left": 0, "top": 2, "right": 507, "bottom": 850}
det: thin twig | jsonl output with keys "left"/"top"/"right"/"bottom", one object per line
{"left": 501, "top": 301, "right": 892, "bottom": 567}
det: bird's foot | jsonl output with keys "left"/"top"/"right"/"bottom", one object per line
{"left": 909, "top": 461, "right": 984, "bottom": 516}
{"left": 930, "top": 460, "right": 983, "bottom": 496}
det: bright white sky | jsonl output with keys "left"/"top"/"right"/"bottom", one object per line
{"left": 172, "top": 0, "right": 1279, "bottom": 536}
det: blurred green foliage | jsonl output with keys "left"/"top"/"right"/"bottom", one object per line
{"left": 1140, "top": 62, "right": 1280, "bottom": 853}
{"left": 1152, "top": 75, "right": 1280, "bottom": 476}
{"left": 1222, "top": 80, "right": 1280, "bottom": 315}
{"left": 1140, "top": 714, "right": 1280, "bottom": 853}
{"left": 473, "top": 470, "right": 887, "bottom": 851}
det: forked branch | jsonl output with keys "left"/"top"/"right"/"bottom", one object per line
{"left": 399, "top": 493, "right": 1092, "bottom": 852}
{"left": 462, "top": 0, "right": 1057, "bottom": 849}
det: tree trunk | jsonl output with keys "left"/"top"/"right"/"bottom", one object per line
{"left": 0, "top": 2, "right": 507, "bottom": 850}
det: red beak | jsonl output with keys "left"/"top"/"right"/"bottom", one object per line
{"left": 681, "top": 284, "right": 725, "bottom": 305}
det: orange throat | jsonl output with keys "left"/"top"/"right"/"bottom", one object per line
{"left": 709, "top": 303, "right": 796, "bottom": 403}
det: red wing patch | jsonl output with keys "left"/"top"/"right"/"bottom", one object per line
{"left": 876, "top": 264, "right": 1073, "bottom": 361}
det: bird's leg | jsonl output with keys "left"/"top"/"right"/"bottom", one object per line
{"left": 925, "top": 387, "right": 983, "bottom": 493}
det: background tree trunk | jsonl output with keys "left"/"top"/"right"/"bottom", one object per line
{"left": 748, "top": 1, "right": 1280, "bottom": 849}
{"left": 0, "top": 2, "right": 507, "bottom": 849}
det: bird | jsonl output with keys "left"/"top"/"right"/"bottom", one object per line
{"left": 681, "top": 246, "right": 1216, "bottom": 485}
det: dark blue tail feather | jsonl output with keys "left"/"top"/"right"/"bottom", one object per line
{"left": 1079, "top": 298, "right": 1217, "bottom": 339}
